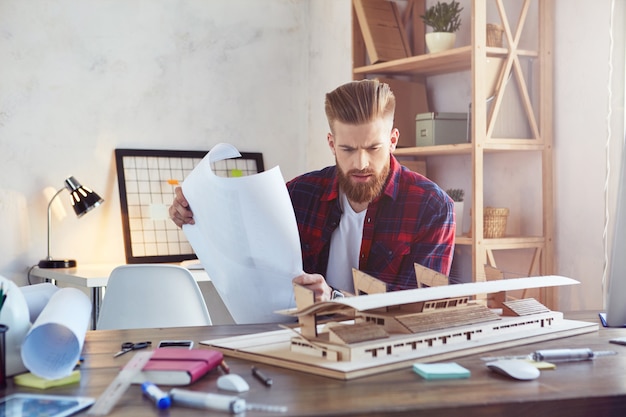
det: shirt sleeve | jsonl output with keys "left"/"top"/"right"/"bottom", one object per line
{"left": 412, "top": 193, "right": 456, "bottom": 277}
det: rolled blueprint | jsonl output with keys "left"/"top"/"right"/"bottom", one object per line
{"left": 21, "top": 287, "right": 91, "bottom": 379}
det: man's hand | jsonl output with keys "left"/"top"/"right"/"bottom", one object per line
{"left": 168, "top": 187, "right": 195, "bottom": 228}
{"left": 292, "top": 273, "right": 332, "bottom": 302}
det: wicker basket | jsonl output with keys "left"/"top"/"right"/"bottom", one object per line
{"left": 486, "top": 24, "right": 504, "bottom": 47}
{"left": 483, "top": 207, "right": 509, "bottom": 238}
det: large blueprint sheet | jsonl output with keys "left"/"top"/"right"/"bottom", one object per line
{"left": 182, "top": 143, "right": 302, "bottom": 323}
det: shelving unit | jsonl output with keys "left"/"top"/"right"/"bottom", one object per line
{"left": 352, "top": 0, "right": 555, "bottom": 307}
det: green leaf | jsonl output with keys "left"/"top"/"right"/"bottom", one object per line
{"left": 420, "top": 1, "right": 463, "bottom": 33}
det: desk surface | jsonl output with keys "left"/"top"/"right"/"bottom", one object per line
{"left": 30, "top": 264, "right": 211, "bottom": 288}
{"left": 4, "top": 312, "right": 626, "bottom": 417}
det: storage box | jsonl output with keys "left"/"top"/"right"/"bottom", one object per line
{"left": 378, "top": 78, "right": 429, "bottom": 148}
{"left": 416, "top": 112, "right": 468, "bottom": 146}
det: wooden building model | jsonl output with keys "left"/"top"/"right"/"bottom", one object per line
{"left": 280, "top": 266, "right": 576, "bottom": 363}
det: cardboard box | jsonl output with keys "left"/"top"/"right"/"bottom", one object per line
{"left": 416, "top": 112, "right": 469, "bottom": 146}
{"left": 378, "top": 78, "right": 429, "bottom": 148}
{"left": 397, "top": 159, "right": 427, "bottom": 177}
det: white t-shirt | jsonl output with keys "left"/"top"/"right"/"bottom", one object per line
{"left": 325, "top": 192, "right": 366, "bottom": 293}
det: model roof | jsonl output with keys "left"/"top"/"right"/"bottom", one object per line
{"left": 279, "top": 275, "right": 579, "bottom": 317}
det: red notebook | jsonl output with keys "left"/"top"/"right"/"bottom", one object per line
{"left": 131, "top": 348, "right": 224, "bottom": 386}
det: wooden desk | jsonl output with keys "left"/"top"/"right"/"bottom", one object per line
{"left": 29, "top": 264, "right": 234, "bottom": 329}
{"left": 4, "top": 312, "right": 626, "bottom": 417}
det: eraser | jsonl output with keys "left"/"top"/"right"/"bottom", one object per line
{"left": 412, "top": 362, "right": 471, "bottom": 380}
{"left": 609, "top": 336, "right": 626, "bottom": 346}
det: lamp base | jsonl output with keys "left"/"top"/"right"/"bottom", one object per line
{"left": 38, "top": 259, "right": 77, "bottom": 268}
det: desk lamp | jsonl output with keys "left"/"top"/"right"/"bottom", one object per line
{"left": 38, "top": 176, "right": 104, "bottom": 268}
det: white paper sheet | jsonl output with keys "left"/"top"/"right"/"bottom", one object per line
{"left": 19, "top": 282, "right": 60, "bottom": 323}
{"left": 182, "top": 143, "right": 302, "bottom": 324}
{"left": 21, "top": 287, "right": 91, "bottom": 379}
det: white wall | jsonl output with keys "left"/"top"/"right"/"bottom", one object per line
{"left": 0, "top": 0, "right": 347, "bottom": 284}
{"left": 0, "top": 0, "right": 623, "bottom": 314}
{"left": 554, "top": 0, "right": 625, "bottom": 311}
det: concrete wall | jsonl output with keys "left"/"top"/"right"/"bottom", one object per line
{"left": 0, "top": 0, "right": 347, "bottom": 284}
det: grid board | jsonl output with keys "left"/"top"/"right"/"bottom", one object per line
{"left": 114, "top": 149, "right": 264, "bottom": 264}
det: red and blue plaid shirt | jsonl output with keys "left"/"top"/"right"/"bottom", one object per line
{"left": 286, "top": 155, "right": 455, "bottom": 291}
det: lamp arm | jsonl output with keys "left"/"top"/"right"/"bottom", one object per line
{"left": 45, "top": 187, "right": 67, "bottom": 261}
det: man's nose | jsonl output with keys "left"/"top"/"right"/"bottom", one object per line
{"left": 355, "top": 150, "right": 369, "bottom": 170}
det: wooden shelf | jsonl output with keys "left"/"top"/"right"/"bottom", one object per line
{"left": 456, "top": 236, "right": 545, "bottom": 247}
{"left": 354, "top": 46, "right": 471, "bottom": 77}
{"left": 481, "top": 140, "right": 547, "bottom": 151}
{"left": 353, "top": 46, "right": 539, "bottom": 78}
{"left": 395, "top": 143, "right": 472, "bottom": 156}
{"left": 394, "top": 140, "right": 546, "bottom": 157}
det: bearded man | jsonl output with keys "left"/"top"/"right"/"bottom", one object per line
{"left": 289, "top": 79, "right": 454, "bottom": 301}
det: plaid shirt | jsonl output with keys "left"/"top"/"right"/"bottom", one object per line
{"left": 286, "top": 155, "right": 455, "bottom": 291}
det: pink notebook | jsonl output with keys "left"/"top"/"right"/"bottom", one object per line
{"left": 131, "top": 348, "right": 224, "bottom": 386}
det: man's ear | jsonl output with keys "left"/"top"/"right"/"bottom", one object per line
{"left": 390, "top": 128, "right": 399, "bottom": 152}
{"left": 327, "top": 133, "right": 336, "bottom": 156}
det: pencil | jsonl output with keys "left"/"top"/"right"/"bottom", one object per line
{"left": 0, "top": 284, "right": 6, "bottom": 314}
{"left": 251, "top": 366, "right": 273, "bottom": 387}
{"left": 219, "top": 360, "right": 231, "bottom": 374}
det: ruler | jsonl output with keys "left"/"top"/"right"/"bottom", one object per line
{"left": 88, "top": 350, "right": 153, "bottom": 416}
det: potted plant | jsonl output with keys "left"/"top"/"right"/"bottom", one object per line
{"left": 446, "top": 188, "right": 465, "bottom": 236}
{"left": 421, "top": 1, "right": 463, "bottom": 53}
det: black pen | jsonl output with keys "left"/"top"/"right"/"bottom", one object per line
{"left": 251, "top": 366, "right": 273, "bottom": 387}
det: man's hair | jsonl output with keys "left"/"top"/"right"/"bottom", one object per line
{"left": 324, "top": 79, "right": 396, "bottom": 132}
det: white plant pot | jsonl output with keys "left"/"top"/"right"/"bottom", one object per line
{"left": 454, "top": 201, "right": 464, "bottom": 236}
{"left": 425, "top": 32, "right": 456, "bottom": 53}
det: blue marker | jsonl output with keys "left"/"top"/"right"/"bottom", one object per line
{"left": 142, "top": 381, "right": 171, "bottom": 410}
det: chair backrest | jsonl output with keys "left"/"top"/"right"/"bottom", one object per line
{"left": 96, "top": 264, "right": 212, "bottom": 330}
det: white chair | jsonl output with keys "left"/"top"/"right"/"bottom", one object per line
{"left": 96, "top": 264, "right": 212, "bottom": 330}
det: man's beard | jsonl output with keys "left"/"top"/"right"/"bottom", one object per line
{"left": 337, "top": 159, "right": 390, "bottom": 204}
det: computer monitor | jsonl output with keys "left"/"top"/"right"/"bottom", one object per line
{"left": 605, "top": 133, "right": 626, "bottom": 327}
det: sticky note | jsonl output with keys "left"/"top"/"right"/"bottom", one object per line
{"left": 14, "top": 370, "right": 81, "bottom": 389}
{"left": 149, "top": 203, "right": 169, "bottom": 221}
{"left": 412, "top": 362, "right": 471, "bottom": 380}
{"left": 531, "top": 360, "right": 556, "bottom": 370}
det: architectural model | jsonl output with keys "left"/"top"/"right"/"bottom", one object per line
{"left": 282, "top": 268, "right": 579, "bottom": 363}
{"left": 202, "top": 266, "right": 598, "bottom": 379}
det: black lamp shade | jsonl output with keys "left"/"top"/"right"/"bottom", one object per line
{"left": 65, "top": 177, "right": 104, "bottom": 217}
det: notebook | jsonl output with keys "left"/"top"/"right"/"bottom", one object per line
{"left": 130, "top": 348, "right": 224, "bottom": 386}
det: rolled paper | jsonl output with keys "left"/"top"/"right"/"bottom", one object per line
{"left": 21, "top": 288, "right": 91, "bottom": 379}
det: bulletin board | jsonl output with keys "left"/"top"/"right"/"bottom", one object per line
{"left": 114, "top": 148, "right": 264, "bottom": 264}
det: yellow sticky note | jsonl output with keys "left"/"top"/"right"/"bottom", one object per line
{"left": 13, "top": 370, "right": 81, "bottom": 389}
{"left": 230, "top": 169, "right": 243, "bottom": 177}
{"left": 529, "top": 360, "right": 557, "bottom": 370}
